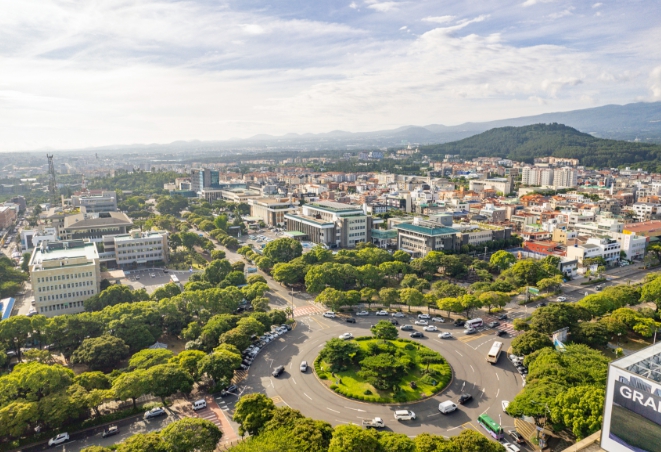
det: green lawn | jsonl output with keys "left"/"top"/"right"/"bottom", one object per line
{"left": 315, "top": 338, "right": 452, "bottom": 403}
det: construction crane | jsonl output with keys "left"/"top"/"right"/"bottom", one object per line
{"left": 47, "top": 154, "right": 58, "bottom": 206}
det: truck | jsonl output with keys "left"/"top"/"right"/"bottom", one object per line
{"left": 362, "top": 417, "right": 385, "bottom": 429}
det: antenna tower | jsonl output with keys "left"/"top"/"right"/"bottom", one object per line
{"left": 47, "top": 154, "right": 57, "bottom": 205}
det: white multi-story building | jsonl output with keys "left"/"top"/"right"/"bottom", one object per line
{"left": 610, "top": 232, "right": 647, "bottom": 261}
{"left": 110, "top": 230, "right": 169, "bottom": 269}
{"left": 522, "top": 167, "right": 553, "bottom": 186}
{"left": 249, "top": 197, "right": 297, "bottom": 227}
{"left": 553, "top": 167, "right": 578, "bottom": 189}
{"left": 632, "top": 202, "right": 661, "bottom": 222}
{"left": 29, "top": 240, "right": 101, "bottom": 317}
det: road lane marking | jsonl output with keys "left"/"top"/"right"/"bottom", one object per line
{"left": 326, "top": 408, "right": 340, "bottom": 413}
{"left": 496, "top": 388, "right": 500, "bottom": 398}
{"left": 496, "top": 373, "right": 500, "bottom": 380}
{"left": 334, "top": 419, "right": 350, "bottom": 424}
{"left": 344, "top": 406, "right": 366, "bottom": 412}
{"left": 455, "top": 350, "right": 464, "bottom": 357}
{"left": 470, "top": 365, "right": 475, "bottom": 373}
{"left": 426, "top": 412, "right": 440, "bottom": 417}
{"left": 304, "top": 392, "right": 313, "bottom": 400}
{"left": 292, "top": 377, "right": 297, "bottom": 385}
{"left": 280, "top": 345, "right": 287, "bottom": 351}
{"left": 270, "top": 378, "right": 274, "bottom": 388}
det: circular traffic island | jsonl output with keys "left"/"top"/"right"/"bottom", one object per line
{"left": 314, "top": 335, "right": 452, "bottom": 404}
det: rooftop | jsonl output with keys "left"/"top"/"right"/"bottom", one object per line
{"left": 63, "top": 212, "right": 132, "bottom": 229}
{"left": 613, "top": 341, "right": 661, "bottom": 384}
{"left": 29, "top": 240, "right": 99, "bottom": 267}
{"left": 307, "top": 201, "right": 363, "bottom": 213}
{"left": 395, "top": 222, "right": 459, "bottom": 236}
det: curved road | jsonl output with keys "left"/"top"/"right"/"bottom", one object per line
{"left": 239, "top": 313, "right": 526, "bottom": 445}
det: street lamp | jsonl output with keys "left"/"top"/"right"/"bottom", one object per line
{"left": 617, "top": 332, "right": 622, "bottom": 347}
{"left": 530, "top": 400, "right": 551, "bottom": 447}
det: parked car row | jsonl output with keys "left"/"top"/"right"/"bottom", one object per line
{"left": 241, "top": 324, "right": 292, "bottom": 370}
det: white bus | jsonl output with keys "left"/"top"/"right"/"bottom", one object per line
{"left": 170, "top": 274, "right": 183, "bottom": 290}
{"left": 465, "top": 318, "right": 483, "bottom": 329}
{"left": 487, "top": 341, "right": 503, "bottom": 364}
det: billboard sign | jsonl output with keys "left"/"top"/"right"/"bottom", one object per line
{"left": 601, "top": 345, "right": 661, "bottom": 452}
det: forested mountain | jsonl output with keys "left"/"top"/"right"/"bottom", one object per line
{"left": 419, "top": 123, "right": 661, "bottom": 170}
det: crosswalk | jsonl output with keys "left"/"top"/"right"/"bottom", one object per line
{"left": 294, "top": 304, "right": 326, "bottom": 316}
{"left": 233, "top": 369, "right": 249, "bottom": 383}
{"left": 482, "top": 314, "right": 521, "bottom": 337}
{"left": 196, "top": 405, "right": 224, "bottom": 429}
{"left": 214, "top": 398, "right": 232, "bottom": 413}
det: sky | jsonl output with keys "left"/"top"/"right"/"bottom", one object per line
{"left": 1, "top": 0, "right": 660, "bottom": 151}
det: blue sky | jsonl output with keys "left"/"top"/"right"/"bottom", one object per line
{"left": 0, "top": 0, "right": 660, "bottom": 151}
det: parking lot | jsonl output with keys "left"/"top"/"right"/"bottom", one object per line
{"left": 242, "top": 228, "right": 317, "bottom": 254}
{"left": 123, "top": 268, "right": 195, "bottom": 293}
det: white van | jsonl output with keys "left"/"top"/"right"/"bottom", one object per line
{"left": 438, "top": 401, "right": 458, "bottom": 414}
{"left": 394, "top": 410, "right": 416, "bottom": 421}
{"left": 192, "top": 399, "right": 207, "bottom": 411}
{"left": 465, "top": 318, "right": 483, "bottom": 329}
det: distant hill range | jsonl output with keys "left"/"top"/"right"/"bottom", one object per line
{"left": 45, "top": 101, "right": 661, "bottom": 156}
{"left": 418, "top": 123, "right": 661, "bottom": 170}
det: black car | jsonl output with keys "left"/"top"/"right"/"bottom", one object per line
{"left": 272, "top": 365, "right": 285, "bottom": 377}
{"left": 410, "top": 332, "right": 424, "bottom": 338}
{"left": 496, "top": 330, "right": 507, "bottom": 337}
{"left": 538, "top": 302, "right": 547, "bottom": 307}
{"left": 345, "top": 318, "right": 357, "bottom": 323}
{"left": 453, "top": 319, "right": 466, "bottom": 326}
{"left": 497, "top": 313, "right": 508, "bottom": 320}
{"left": 458, "top": 393, "right": 472, "bottom": 404}
{"left": 390, "top": 319, "right": 399, "bottom": 325}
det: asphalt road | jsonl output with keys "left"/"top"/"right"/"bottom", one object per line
{"left": 239, "top": 312, "right": 529, "bottom": 447}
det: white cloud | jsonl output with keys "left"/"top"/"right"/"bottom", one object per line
{"left": 241, "top": 24, "right": 267, "bottom": 35}
{"left": 349, "top": 2, "right": 359, "bottom": 9}
{"left": 651, "top": 66, "right": 661, "bottom": 99}
{"left": 548, "top": 8, "right": 574, "bottom": 19}
{"left": 592, "top": 2, "right": 603, "bottom": 8}
{"left": 0, "top": 0, "right": 657, "bottom": 151}
{"left": 522, "top": 0, "right": 556, "bottom": 7}
{"left": 421, "top": 15, "right": 456, "bottom": 24}
{"left": 367, "top": 2, "right": 401, "bottom": 12}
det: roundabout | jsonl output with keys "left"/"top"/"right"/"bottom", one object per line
{"left": 315, "top": 335, "right": 452, "bottom": 404}
{"left": 236, "top": 310, "right": 528, "bottom": 446}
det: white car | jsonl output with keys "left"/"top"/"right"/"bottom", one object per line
{"left": 431, "top": 317, "right": 445, "bottom": 323}
{"left": 503, "top": 443, "right": 521, "bottom": 452}
{"left": 355, "top": 311, "right": 370, "bottom": 316}
{"left": 48, "top": 433, "right": 70, "bottom": 446}
{"left": 417, "top": 314, "right": 431, "bottom": 319}
{"left": 438, "top": 332, "right": 452, "bottom": 339}
{"left": 375, "top": 310, "right": 388, "bottom": 316}
{"left": 339, "top": 333, "right": 354, "bottom": 340}
{"left": 423, "top": 325, "right": 438, "bottom": 332}
{"left": 391, "top": 312, "right": 405, "bottom": 318}
{"left": 557, "top": 296, "right": 567, "bottom": 302}
{"left": 323, "top": 312, "right": 336, "bottom": 318}
{"left": 502, "top": 400, "right": 510, "bottom": 411}
{"left": 393, "top": 410, "right": 416, "bottom": 421}
{"left": 414, "top": 320, "right": 428, "bottom": 326}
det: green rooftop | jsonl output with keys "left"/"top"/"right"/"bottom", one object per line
{"left": 395, "top": 223, "right": 459, "bottom": 236}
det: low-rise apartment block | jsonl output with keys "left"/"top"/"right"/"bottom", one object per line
{"left": 249, "top": 197, "right": 297, "bottom": 227}
{"left": 110, "top": 230, "right": 169, "bottom": 269}
{"left": 29, "top": 240, "right": 100, "bottom": 318}
{"left": 395, "top": 219, "right": 460, "bottom": 256}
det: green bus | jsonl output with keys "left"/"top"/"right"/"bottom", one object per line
{"left": 477, "top": 414, "right": 504, "bottom": 440}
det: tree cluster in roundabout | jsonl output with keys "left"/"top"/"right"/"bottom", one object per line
{"left": 229, "top": 394, "right": 505, "bottom": 452}
{"left": 314, "top": 326, "right": 451, "bottom": 403}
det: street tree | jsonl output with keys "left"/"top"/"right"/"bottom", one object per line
{"left": 0, "top": 315, "right": 32, "bottom": 359}
{"left": 511, "top": 331, "right": 553, "bottom": 355}
{"left": 477, "top": 291, "right": 509, "bottom": 314}
{"left": 378, "top": 288, "right": 399, "bottom": 307}
{"left": 74, "top": 372, "right": 111, "bottom": 391}
{"left": 0, "top": 400, "right": 38, "bottom": 439}
{"left": 490, "top": 250, "right": 516, "bottom": 271}
{"left": 145, "top": 364, "right": 194, "bottom": 405}
{"left": 112, "top": 369, "right": 150, "bottom": 409}
{"left": 451, "top": 430, "right": 506, "bottom": 452}
{"left": 436, "top": 297, "right": 462, "bottom": 317}
{"left": 71, "top": 335, "right": 130, "bottom": 371}
{"left": 271, "top": 262, "right": 306, "bottom": 286}
{"left": 203, "top": 259, "right": 232, "bottom": 285}
{"left": 233, "top": 393, "right": 276, "bottom": 436}
{"left": 392, "top": 250, "right": 411, "bottom": 263}
{"left": 129, "top": 348, "right": 174, "bottom": 370}
{"left": 358, "top": 353, "right": 407, "bottom": 390}
{"left": 378, "top": 432, "right": 417, "bottom": 452}
{"left": 370, "top": 321, "right": 398, "bottom": 341}
{"left": 319, "top": 338, "right": 360, "bottom": 372}
{"left": 399, "top": 288, "right": 425, "bottom": 312}
{"left": 550, "top": 385, "right": 605, "bottom": 439}
{"left": 219, "top": 328, "right": 252, "bottom": 351}
{"left": 316, "top": 288, "right": 348, "bottom": 312}
{"left": 198, "top": 350, "right": 242, "bottom": 386}
{"left": 328, "top": 424, "right": 380, "bottom": 452}
{"left": 160, "top": 418, "right": 223, "bottom": 452}
{"left": 116, "top": 432, "right": 167, "bottom": 452}
{"left": 263, "top": 238, "right": 303, "bottom": 264}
